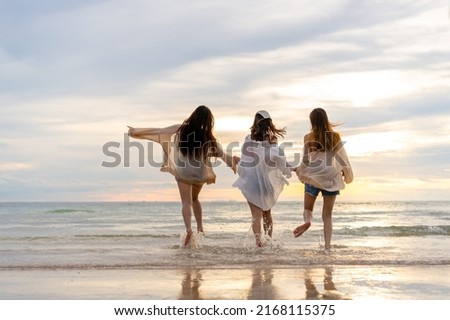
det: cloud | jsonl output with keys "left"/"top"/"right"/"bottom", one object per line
{"left": 2, "top": 0, "right": 437, "bottom": 99}
{"left": 1, "top": 0, "right": 449, "bottom": 201}
{"left": 0, "top": 162, "right": 32, "bottom": 171}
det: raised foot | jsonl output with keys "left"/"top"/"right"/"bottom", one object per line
{"left": 293, "top": 222, "right": 311, "bottom": 238}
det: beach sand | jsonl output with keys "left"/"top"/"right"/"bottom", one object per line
{"left": 1, "top": 265, "right": 449, "bottom": 300}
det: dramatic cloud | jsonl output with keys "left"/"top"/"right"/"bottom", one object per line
{"left": 1, "top": 0, "right": 449, "bottom": 201}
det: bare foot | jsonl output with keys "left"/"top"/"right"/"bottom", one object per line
{"left": 184, "top": 230, "right": 193, "bottom": 246}
{"left": 293, "top": 222, "right": 311, "bottom": 237}
{"left": 255, "top": 235, "right": 264, "bottom": 247}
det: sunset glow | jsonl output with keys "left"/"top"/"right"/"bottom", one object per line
{"left": 1, "top": 0, "right": 449, "bottom": 202}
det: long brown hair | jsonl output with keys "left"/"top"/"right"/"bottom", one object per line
{"left": 177, "top": 105, "right": 218, "bottom": 159}
{"left": 309, "top": 108, "right": 341, "bottom": 151}
{"left": 250, "top": 112, "right": 286, "bottom": 142}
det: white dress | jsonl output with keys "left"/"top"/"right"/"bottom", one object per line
{"left": 233, "top": 135, "right": 292, "bottom": 211}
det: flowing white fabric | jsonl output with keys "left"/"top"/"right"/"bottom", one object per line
{"left": 296, "top": 144, "right": 353, "bottom": 191}
{"left": 129, "top": 124, "right": 232, "bottom": 185}
{"left": 233, "top": 135, "right": 292, "bottom": 211}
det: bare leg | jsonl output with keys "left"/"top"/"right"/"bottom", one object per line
{"left": 192, "top": 183, "right": 204, "bottom": 233}
{"left": 176, "top": 180, "right": 194, "bottom": 246}
{"left": 293, "top": 192, "right": 316, "bottom": 237}
{"left": 248, "top": 202, "right": 263, "bottom": 247}
{"left": 322, "top": 195, "right": 336, "bottom": 250}
{"left": 262, "top": 210, "right": 273, "bottom": 237}
{"left": 304, "top": 192, "right": 316, "bottom": 216}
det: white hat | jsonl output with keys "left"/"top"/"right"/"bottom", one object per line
{"left": 256, "top": 110, "right": 271, "bottom": 119}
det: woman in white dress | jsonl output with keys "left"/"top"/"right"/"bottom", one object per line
{"left": 128, "top": 105, "right": 235, "bottom": 246}
{"left": 233, "top": 110, "right": 292, "bottom": 247}
{"left": 293, "top": 108, "right": 353, "bottom": 250}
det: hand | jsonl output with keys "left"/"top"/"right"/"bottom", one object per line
{"left": 127, "top": 126, "right": 134, "bottom": 136}
{"left": 231, "top": 156, "right": 240, "bottom": 174}
{"left": 232, "top": 156, "right": 241, "bottom": 174}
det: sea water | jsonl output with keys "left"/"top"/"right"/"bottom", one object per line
{"left": 0, "top": 201, "right": 449, "bottom": 269}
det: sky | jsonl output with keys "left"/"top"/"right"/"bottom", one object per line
{"left": 1, "top": 0, "right": 449, "bottom": 202}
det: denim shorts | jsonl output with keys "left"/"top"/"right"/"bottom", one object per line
{"left": 305, "top": 183, "right": 340, "bottom": 197}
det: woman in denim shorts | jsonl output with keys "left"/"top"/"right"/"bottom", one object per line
{"left": 293, "top": 108, "right": 353, "bottom": 250}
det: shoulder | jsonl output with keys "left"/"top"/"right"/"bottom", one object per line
{"left": 172, "top": 123, "right": 182, "bottom": 130}
{"left": 168, "top": 123, "right": 182, "bottom": 132}
{"left": 156, "top": 124, "right": 181, "bottom": 137}
{"left": 332, "top": 131, "right": 342, "bottom": 144}
{"left": 268, "top": 135, "right": 278, "bottom": 145}
{"left": 304, "top": 133, "right": 313, "bottom": 143}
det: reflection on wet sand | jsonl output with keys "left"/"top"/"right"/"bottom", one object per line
{"left": 247, "top": 268, "right": 277, "bottom": 300}
{"left": 178, "top": 266, "right": 351, "bottom": 300}
{"left": 304, "top": 267, "right": 350, "bottom": 300}
{"left": 179, "top": 269, "right": 203, "bottom": 300}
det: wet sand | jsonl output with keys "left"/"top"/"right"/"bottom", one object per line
{"left": 1, "top": 265, "right": 450, "bottom": 299}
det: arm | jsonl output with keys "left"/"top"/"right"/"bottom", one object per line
{"left": 127, "top": 124, "right": 180, "bottom": 143}
{"left": 302, "top": 133, "right": 312, "bottom": 166}
{"left": 128, "top": 127, "right": 156, "bottom": 137}
{"left": 214, "top": 143, "right": 237, "bottom": 174}
{"left": 336, "top": 142, "right": 354, "bottom": 184}
{"left": 268, "top": 146, "right": 292, "bottom": 178}
{"left": 293, "top": 133, "right": 312, "bottom": 174}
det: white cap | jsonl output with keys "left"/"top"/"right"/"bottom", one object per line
{"left": 256, "top": 110, "right": 271, "bottom": 119}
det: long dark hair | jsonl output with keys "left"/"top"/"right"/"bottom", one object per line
{"left": 250, "top": 113, "right": 286, "bottom": 142}
{"left": 309, "top": 108, "right": 341, "bottom": 151}
{"left": 177, "top": 105, "right": 218, "bottom": 159}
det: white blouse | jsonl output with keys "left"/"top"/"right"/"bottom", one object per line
{"left": 233, "top": 135, "right": 292, "bottom": 211}
{"left": 129, "top": 124, "right": 232, "bottom": 185}
{"left": 296, "top": 144, "right": 353, "bottom": 191}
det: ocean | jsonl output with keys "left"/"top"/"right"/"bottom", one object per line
{"left": 1, "top": 201, "right": 449, "bottom": 269}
